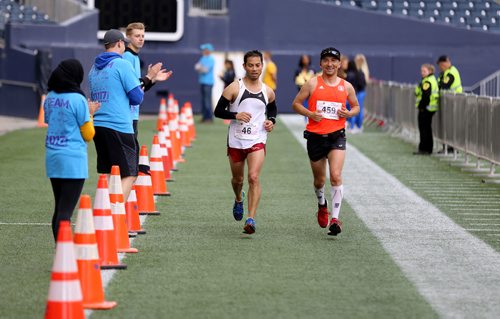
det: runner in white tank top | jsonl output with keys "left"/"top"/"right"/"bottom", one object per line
{"left": 214, "top": 50, "right": 277, "bottom": 235}
{"left": 227, "top": 78, "right": 269, "bottom": 149}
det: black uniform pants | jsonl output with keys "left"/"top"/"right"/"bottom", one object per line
{"left": 50, "top": 178, "right": 85, "bottom": 241}
{"left": 417, "top": 109, "right": 435, "bottom": 154}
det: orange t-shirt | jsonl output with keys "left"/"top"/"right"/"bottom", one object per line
{"left": 306, "top": 76, "right": 348, "bottom": 134}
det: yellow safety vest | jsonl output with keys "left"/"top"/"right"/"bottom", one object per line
{"left": 415, "top": 74, "right": 439, "bottom": 112}
{"left": 443, "top": 65, "right": 462, "bottom": 93}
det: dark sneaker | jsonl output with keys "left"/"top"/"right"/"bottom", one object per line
{"left": 328, "top": 218, "right": 342, "bottom": 236}
{"left": 232, "top": 191, "right": 245, "bottom": 221}
{"left": 317, "top": 200, "right": 329, "bottom": 228}
{"left": 243, "top": 218, "right": 256, "bottom": 234}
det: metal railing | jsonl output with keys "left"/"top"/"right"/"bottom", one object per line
{"left": 365, "top": 81, "right": 500, "bottom": 177}
{"left": 466, "top": 70, "right": 500, "bottom": 97}
{"left": 188, "top": 0, "right": 228, "bottom": 16}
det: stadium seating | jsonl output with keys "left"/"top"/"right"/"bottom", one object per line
{"left": 0, "top": 0, "right": 55, "bottom": 37}
{"left": 320, "top": 0, "right": 500, "bottom": 33}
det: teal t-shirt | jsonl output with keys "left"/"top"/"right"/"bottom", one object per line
{"left": 44, "top": 92, "right": 90, "bottom": 178}
{"left": 123, "top": 50, "right": 141, "bottom": 120}
{"left": 198, "top": 55, "right": 215, "bottom": 85}
{"left": 89, "top": 54, "right": 140, "bottom": 133}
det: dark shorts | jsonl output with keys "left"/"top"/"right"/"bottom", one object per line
{"left": 304, "top": 129, "right": 346, "bottom": 162}
{"left": 93, "top": 126, "right": 138, "bottom": 177}
{"left": 227, "top": 143, "right": 266, "bottom": 163}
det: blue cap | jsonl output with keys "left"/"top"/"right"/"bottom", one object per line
{"left": 200, "top": 43, "right": 214, "bottom": 51}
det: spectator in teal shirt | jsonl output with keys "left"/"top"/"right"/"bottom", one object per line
{"left": 44, "top": 59, "right": 100, "bottom": 241}
{"left": 195, "top": 43, "right": 215, "bottom": 123}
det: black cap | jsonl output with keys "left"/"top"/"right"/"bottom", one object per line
{"left": 436, "top": 55, "right": 449, "bottom": 63}
{"left": 103, "top": 29, "right": 129, "bottom": 45}
{"left": 320, "top": 47, "right": 341, "bottom": 60}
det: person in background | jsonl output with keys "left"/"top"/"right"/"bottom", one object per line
{"left": 345, "top": 60, "right": 366, "bottom": 133}
{"left": 262, "top": 51, "right": 278, "bottom": 91}
{"left": 437, "top": 55, "right": 462, "bottom": 94}
{"left": 338, "top": 55, "right": 349, "bottom": 79}
{"left": 295, "top": 54, "right": 316, "bottom": 121}
{"left": 123, "top": 22, "right": 172, "bottom": 138}
{"left": 214, "top": 50, "right": 277, "bottom": 235}
{"left": 294, "top": 54, "right": 315, "bottom": 92}
{"left": 219, "top": 59, "right": 236, "bottom": 88}
{"left": 195, "top": 43, "right": 215, "bottom": 123}
{"left": 351, "top": 54, "right": 370, "bottom": 133}
{"left": 437, "top": 55, "right": 462, "bottom": 153}
{"left": 89, "top": 29, "right": 143, "bottom": 204}
{"left": 292, "top": 47, "right": 360, "bottom": 237}
{"left": 44, "top": 59, "right": 100, "bottom": 241}
{"left": 414, "top": 63, "right": 439, "bottom": 155}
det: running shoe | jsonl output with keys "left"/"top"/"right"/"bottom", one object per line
{"left": 328, "top": 218, "right": 342, "bottom": 236}
{"left": 232, "top": 191, "right": 245, "bottom": 221}
{"left": 317, "top": 200, "right": 329, "bottom": 228}
{"left": 243, "top": 217, "right": 256, "bottom": 234}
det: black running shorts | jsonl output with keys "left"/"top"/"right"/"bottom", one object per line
{"left": 304, "top": 129, "right": 347, "bottom": 162}
{"left": 93, "top": 126, "right": 138, "bottom": 177}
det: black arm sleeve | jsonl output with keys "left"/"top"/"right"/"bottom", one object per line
{"left": 418, "top": 82, "right": 431, "bottom": 110}
{"left": 266, "top": 100, "right": 277, "bottom": 124}
{"left": 140, "top": 77, "right": 155, "bottom": 92}
{"left": 440, "top": 74, "right": 454, "bottom": 90}
{"left": 214, "top": 96, "right": 237, "bottom": 120}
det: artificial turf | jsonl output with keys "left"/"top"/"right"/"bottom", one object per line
{"left": 0, "top": 118, "right": 442, "bottom": 318}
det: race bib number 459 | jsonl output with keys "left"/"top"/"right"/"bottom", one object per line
{"left": 317, "top": 100, "right": 342, "bottom": 120}
{"left": 235, "top": 122, "right": 258, "bottom": 140}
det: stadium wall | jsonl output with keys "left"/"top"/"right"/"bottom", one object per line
{"left": 1, "top": 0, "right": 500, "bottom": 118}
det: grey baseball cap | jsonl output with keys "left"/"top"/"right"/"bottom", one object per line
{"left": 103, "top": 29, "right": 129, "bottom": 45}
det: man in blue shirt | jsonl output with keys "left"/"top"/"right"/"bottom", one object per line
{"left": 195, "top": 43, "right": 215, "bottom": 123}
{"left": 123, "top": 22, "right": 172, "bottom": 138}
{"left": 89, "top": 29, "right": 144, "bottom": 202}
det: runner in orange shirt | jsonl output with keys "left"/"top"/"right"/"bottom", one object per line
{"left": 292, "top": 47, "right": 359, "bottom": 236}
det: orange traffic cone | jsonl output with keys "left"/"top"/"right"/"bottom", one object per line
{"left": 74, "top": 195, "right": 117, "bottom": 310}
{"left": 38, "top": 94, "right": 48, "bottom": 128}
{"left": 150, "top": 135, "right": 170, "bottom": 196}
{"left": 125, "top": 185, "right": 146, "bottom": 234}
{"left": 136, "top": 146, "right": 160, "bottom": 215}
{"left": 179, "top": 109, "right": 191, "bottom": 148}
{"left": 167, "top": 93, "right": 175, "bottom": 119}
{"left": 109, "top": 166, "right": 139, "bottom": 253}
{"left": 163, "top": 123, "right": 177, "bottom": 172}
{"left": 93, "top": 175, "right": 127, "bottom": 270}
{"left": 157, "top": 98, "right": 168, "bottom": 131}
{"left": 158, "top": 128, "right": 174, "bottom": 181}
{"left": 170, "top": 101, "right": 185, "bottom": 164}
{"left": 44, "top": 220, "right": 85, "bottom": 319}
{"left": 184, "top": 101, "right": 197, "bottom": 142}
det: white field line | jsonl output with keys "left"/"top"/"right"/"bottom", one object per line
{"left": 281, "top": 114, "right": 500, "bottom": 319}
{"left": 451, "top": 208, "right": 500, "bottom": 211}
{"left": 426, "top": 195, "right": 500, "bottom": 199}
{"left": 457, "top": 213, "right": 500, "bottom": 216}
{"left": 469, "top": 224, "right": 500, "bottom": 226}
{"left": 437, "top": 203, "right": 498, "bottom": 212}
{"left": 0, "top": 222, "right": 51, "bottom": 226}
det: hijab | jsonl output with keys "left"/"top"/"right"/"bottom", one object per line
{"left": 47, "top": 59, "right": 86, "bottom": 97}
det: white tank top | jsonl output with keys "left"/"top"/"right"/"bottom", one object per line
{"left": 227, "top": 79, "right": 269, "bottom": 149}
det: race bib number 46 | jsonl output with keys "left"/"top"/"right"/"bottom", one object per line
{"left": 317, "top": 100, "right": 342, "bottom": 120}
{"left": 235, "top": 122, "right": 258, "bottom": 140}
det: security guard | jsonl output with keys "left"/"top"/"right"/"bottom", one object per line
{"left": 414, "top": 63, "right": 439, "bottom": 155}
{"left": 436, "top": 55, "right": 462, "bottom": 153}
{"left": 437, "top": 55, "right": 462, "bottom": 93}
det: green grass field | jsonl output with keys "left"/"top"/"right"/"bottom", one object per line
{"left": 0, "top": 117, "right": 499, "bottom": 318}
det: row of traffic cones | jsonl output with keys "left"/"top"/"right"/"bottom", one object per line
{"left": 45, "top": 95, "right": 197, "bottom": 318}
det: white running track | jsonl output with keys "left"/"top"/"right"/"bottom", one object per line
{"left": 281, "top": 114, "right": 500, "bottom": 319}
